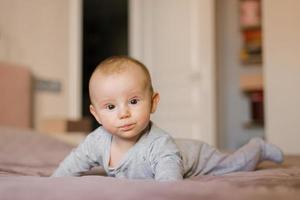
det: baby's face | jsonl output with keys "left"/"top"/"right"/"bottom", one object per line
{"left": 89, "top": 67, "right": 158, "bottom": 142}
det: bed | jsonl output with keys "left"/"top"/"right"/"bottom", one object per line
{"left": 0, "top": 126, "right": 300, "bottom": 200}
{"left": 1, "top": 64, "right": 300, "bottom": 199}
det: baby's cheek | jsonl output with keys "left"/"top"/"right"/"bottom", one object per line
{"left": 101, "top": 118, "right": 116, "bottom": 131}
{"left": 140, "top": 114, "right": 151, "bottom": 126}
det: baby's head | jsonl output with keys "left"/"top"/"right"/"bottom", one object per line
{"left": 89, "top": 56, "right": 159, "bottom": 141}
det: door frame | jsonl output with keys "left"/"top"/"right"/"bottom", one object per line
{"left": 68, "top": 0, "right": 82, "bottom": 119}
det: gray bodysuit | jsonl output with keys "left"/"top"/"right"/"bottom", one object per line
{"left": 52, "top": 122, "right": 274, "bottom": 181}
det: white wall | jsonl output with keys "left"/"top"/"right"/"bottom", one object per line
{"left": 0, "top": 0, "right": 81, "bottom": 129}
{"left": 263, "top": 0, "right": 300, "bottom": 154}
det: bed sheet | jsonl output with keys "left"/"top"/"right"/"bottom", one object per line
{"left": 0, "top": 126, "right": 300, "bottom": 200}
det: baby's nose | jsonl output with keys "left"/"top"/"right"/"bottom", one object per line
{"left": 118, "top": 106, "right": 131, "bottom": 119}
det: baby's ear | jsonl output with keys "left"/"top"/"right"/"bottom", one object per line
{"left": 89, "top": 104, "right": 102, "bottom": 124}
{"left": 151, "top": 92, "right": 160, "bottom": 113}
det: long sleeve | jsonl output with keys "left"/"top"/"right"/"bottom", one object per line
{"left": 149, "top": 136, "right": 184, "bottom": 181}
{"left": 51, "top": 132, "right": 102, "bottom": 177}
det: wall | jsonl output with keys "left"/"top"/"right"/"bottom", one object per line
{"left": 0, "top": 0, "right": 81, "bottom": 129}
{"left": 263, "top": 0, "right": 300, "bottom": 154}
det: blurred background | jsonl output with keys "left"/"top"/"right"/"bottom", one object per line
{"left": 0, "top": 0, "right": 299, "bottom": 154}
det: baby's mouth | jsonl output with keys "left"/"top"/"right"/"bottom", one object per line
{"left": 119, "top": 123, "right": 135, "bottom": 131}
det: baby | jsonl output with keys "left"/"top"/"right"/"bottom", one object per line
{"left": 52, "top": 56, "right": 283, "bottom": 181}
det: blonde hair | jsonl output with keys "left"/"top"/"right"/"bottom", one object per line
{"left": 89, "top": 56, "right": 154, "bottom": 103}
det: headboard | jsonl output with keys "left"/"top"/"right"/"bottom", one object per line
{"left": 0, "top": 62, "right": 32, "bottom": 128}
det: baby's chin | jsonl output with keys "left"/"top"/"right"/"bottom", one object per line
{"left": 117, "top": 131, "right": 141, "bottom": 139}
{"left": 113, "top": 129, "right": 144, "bottom": 141}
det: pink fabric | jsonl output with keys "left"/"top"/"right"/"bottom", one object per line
{"left": 0, "top": 127, "right": 300, "bottom": 200}
{"left": 0, "top": 62, "right": 32, "bottom": 128}
{"left": 0, "top": 127, "right": 72, "bottom": 177}
{"left": 0, "top": 168, "right": 300, "bottom": 200}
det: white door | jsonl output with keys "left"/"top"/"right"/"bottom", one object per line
{"left": 129, "top": 0, "right": 216, "bottom": 145}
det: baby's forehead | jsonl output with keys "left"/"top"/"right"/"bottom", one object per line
{"left": 95, "top": 64, "right": 148, "bottom": 84}
{"left": 89, "top": 59, "right": 153, "bottom": 102}
{"left": 99, "top": 61, "right": 145, "bottom": 75}
{"left": 90, "top": 69, "right": 149, "bottom": 101}
{"left": 91, "top": 66, "right": 148, "bottom": 88}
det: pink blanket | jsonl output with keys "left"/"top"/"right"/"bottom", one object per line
{"left": 0, "top": 127, "right": 72, "bottom": 177}
{"left": 0, "top": 127, "right": 300, "bottom": 200}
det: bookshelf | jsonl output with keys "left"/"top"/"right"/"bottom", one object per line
{"left": 239, "top": 0, "right": 264, "bottom": 128}
{"left": 239, "top": 0, "right": 262, "bottom": 65}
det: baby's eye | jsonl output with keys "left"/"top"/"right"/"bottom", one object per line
{"left": 129, "top": 98, "right": 139, "bottom": 105}
{"left": 106, "top": 104, "right": 115, "bottom": 110}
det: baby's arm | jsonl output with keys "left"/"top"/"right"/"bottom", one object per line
{"left": 149, "top": 136, "right": 184, "bottom": 181}
{"left": 51, "top": 133, "right": 100, "bottom": 177}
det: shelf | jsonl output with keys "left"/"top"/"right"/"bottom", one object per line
{"left": 239, "top": 0, "right": 262, "bottom": 65}
{"left": 240, "top": 74, "right": 263, "bottom": 92}
{"left": 240, "top": 24, "right": 261, "bottom": 31}
{"left": 239, "top": 0, "right": 264, "bottom": 130}
{"left": 243, "top": 120, "right": 264, "bottom": 129}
